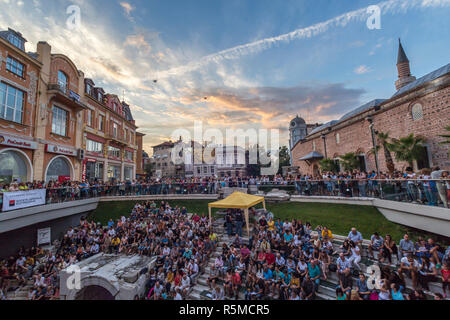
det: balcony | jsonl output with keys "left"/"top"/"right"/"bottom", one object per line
{"left": 105, "top": 131, "right": 127, "bottom": 146}
{"left": 48, "top": 84, "right": 87, "bottom": 111}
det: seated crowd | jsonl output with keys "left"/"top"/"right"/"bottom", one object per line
{"left": 0, "top": 201, "right": 216, "bottom": 300}
{"left": 0, "top": 202, "right": 449, "bottom": 301}
{"left": 206, "top": 211, "right": 449, "bottom": 301}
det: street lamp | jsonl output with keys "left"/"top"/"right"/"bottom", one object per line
{"left": 321, "top": 134, "right": 328, "bottom": 159}
{"left": 367, "top": 115, "right": 380, "bottom": 177}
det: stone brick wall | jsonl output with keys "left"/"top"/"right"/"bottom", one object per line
{"left": 292, "top": 78, "right": 450, "bottom": 174}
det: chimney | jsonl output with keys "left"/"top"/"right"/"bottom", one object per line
{"left": 36, "top": 41, "right": 52, "bottom": 78}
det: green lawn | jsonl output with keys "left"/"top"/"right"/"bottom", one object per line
{"left": 90, "top": 200, "right": 447, "bottom": 244}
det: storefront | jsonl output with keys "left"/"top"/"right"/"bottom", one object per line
{"left": 84, "top": 159, "right": 104, "bottom": 182}
{"left": 107, "top": 164, "right": 121, "bottom": 182}
{"left": 124, "top": 166, "right": 134, "bottom": 181}
{"left": 45, "top": 144, "right": 77, "bottom": 182}
{"left": 0, "top": 134, "right": 37, "bottom": 184}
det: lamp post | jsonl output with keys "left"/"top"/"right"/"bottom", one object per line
{"left": 367, "top": 116, "right": 380, "bottom": 177}
{"left": 321, "top": 134, "right": 328, "bottom": 159}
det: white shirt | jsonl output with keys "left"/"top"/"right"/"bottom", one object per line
{"left": 174, "top": 293, "right": 183, "bottom": 300}
{"left": 401, "top": 257, "right": 419, "bottom": 268}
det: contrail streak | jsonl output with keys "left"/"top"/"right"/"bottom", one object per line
{"left": 152, "top": 0, "right": 450, "bottom": 80}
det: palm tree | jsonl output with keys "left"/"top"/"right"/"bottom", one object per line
{"left": 319, "top": 158, "right": 338, "bottom": 172}
{"left": 388, "top": 134, "right": 426, "bottom": 168}
{"left": 340, "top": 152, "right": 360, "bottom": 172}
{"left": 439, "top": 126, "right": 450, "bottom": 157}
{"left": 376, "top": 131, "right": 395, "bottom": 173}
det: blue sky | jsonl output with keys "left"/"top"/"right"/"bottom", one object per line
{"left": 0, "top": 0, "right": 449, "bottom": 152}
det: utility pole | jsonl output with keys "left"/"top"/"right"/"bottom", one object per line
{"left": 367, "top": 116, "right": 380, "bottom": 177}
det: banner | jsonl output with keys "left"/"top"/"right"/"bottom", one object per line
{"left": 37, "top": 228, "right": 51, "bottom": 246}
{"left": 1, "top": 189, "right": 46, "bottom": 212}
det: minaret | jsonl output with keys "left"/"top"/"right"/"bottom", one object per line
{"left": 395, "top": 39, "right": 416, "bottom": 90}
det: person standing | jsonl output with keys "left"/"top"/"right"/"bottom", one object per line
{"left": 225, "top": 211, "right": 233, "bottom": 237}
{"left": 235, "top": 210, "right": 243, "bottom": 237}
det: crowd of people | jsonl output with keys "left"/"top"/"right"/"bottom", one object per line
{"left": 206, "top": 210, "right": 450, "bottom": 301}
{"left": 0, "top": 201, "right": 216, "bottom": 300}
{"left": 1, "top": 166, "right": 449, "bottom": 209}
{"left": 0, "top": 200, "right": 449, "bottom": 301}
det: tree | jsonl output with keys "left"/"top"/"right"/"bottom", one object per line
{"left": 277, "top": 146, "right": 291, "bottom": 175}
{"left": 340, "top": 152, "right": 360, "bottom": 172}
{"left": 388, "top": 134, "right": 426, "bottom": 168}
{"left": 376, "top": 131, "right": 395, "bottom": 173}
{"left": 319, "top": 158, "right": 338, "bottom": 172}
{"left": 439, "top": 126, "right": 450, "bottom": 157}
{"left": 144, "top": 162, "right": 155, "bottom": 176}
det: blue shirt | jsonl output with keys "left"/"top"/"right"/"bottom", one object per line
{"left": 348, "top": 231, "right": 363, "bottom": 243}
{"left": 263, "top": 269, "right": 273, "bottom": 280}
{"left": 284, "top": 233, "right": 294, "bottom": 242}
{"left": 308, "top": 263, "right": 321, "bottom": 279}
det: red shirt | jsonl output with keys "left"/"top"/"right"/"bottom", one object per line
{"left": 232, "top": 273, "right": 241, "bottom": 285}
{"left": 265, "top": 253, "right": 275, "bottom": 265}
{"left": 442, "top": 269, "right": 450, "bottom": 282}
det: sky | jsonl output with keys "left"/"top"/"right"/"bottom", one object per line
{"left": 0, "top": 0, "right": 449, "bottom": 154}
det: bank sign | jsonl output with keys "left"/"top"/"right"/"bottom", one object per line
{"left": 2, "top": 189, "right": 46, "bottom": 212}
{"left": 0, "top": 135, "right": 38, "bottom": 150}
{"left": 46, "top": 144, "right": 77, "bottom": 157}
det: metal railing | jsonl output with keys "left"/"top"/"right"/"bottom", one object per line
{"left": 262, "top": 179, "right": 450, "bottom": 208}
{"left": 0, "top": 179, "right": 449, "bottom": 212}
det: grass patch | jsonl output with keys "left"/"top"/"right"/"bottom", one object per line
{"left": 89, "top": 200, "right": 215, "bottom": 225}
{"left": 266, "top": 202, "right": 408, "bottom": 240}
{"left": 90, "top": 200, "right": 448, "bottom": 243}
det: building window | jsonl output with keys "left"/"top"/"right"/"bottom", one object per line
{"left": 312, "top": 141, "right": 316, "bottom": 151}
{"left": 6, "top": 57, "right": 24, "bottom": 77}
{"left": 0, "top": 150, "right": 28, "bottom": 183}
{"left": 86, "top": 109, "right": 93, "bottom": 127}
{"left": 57, "top": 70, "right": 68, "bottom": 92}
{"left": 113, "top": 123, "right": 118, "bottom": 138}
{"left": 98, "top": 92, "right": 103, "bottom": 102}
{"left": 336, "top": 133, "right": 340, "bottom": 144}
{"left": 0, "top": 82, "right": 24, "bottom": 124}
{"left": 210, "top": 167, "right": 215, "bottom": 174}
{"left": 86, "top": 139, "right": 103, "bottom": 153}
{"left": 125, "top": 150, "right": 133, "bottom": 161}
{"left": 85, "top": 83, "right": 92, "bottom": 95}
{"left": 7, "top": 34, "right": 24, "bottom": 50}
{"left": 411, "top": 103, "right": 423, "bottom": 121}
{"left": 99, "top": 115, "right": 104, "bottom": 131}
{"left": 107, "top": 146, "right": 121, "bottom": 158}
{"left": 52, "top": 106, "right": 68, "bottom": 136}
{"left": 46, "top": 157, "right": 71, "bottom": 182}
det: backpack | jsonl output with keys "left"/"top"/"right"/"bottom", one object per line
{"left": 328, "top": 263, "right": 337, "bottom": 272}
{"left": 370, "top": 291, "right": 379, "bottom": 300}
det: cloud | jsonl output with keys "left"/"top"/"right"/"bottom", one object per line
{"left": 120, "top": 1, "right": 135, "bottom": 21}
{"left": 124, "top": 34, "right": 152, "bottom": 54}
{"left": 120, "top": 1, "right": 134, "bottom": 15}
{"left": 180, "top": 83, "right": 366, "bottom": 128}
{"left": 151, "top": 0, "right": 450, "bottom": 80}
{"left": 354, "top": 65, "right": 372, "bottom": 74}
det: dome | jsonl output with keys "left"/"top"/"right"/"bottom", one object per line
{"left": 290, "top": 115, "right": 306, "bottom": 128}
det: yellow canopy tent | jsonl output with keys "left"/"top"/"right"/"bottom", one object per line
{"left": 208, "top": 192, "right": 266, "bottom": 237}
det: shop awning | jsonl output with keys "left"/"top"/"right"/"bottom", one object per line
{"left": 299, "top": 151, "right": 324, "bottom": 161}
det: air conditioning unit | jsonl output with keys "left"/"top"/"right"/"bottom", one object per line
{"left": 78, "top": 149, "right": 85, "bottom": 161}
